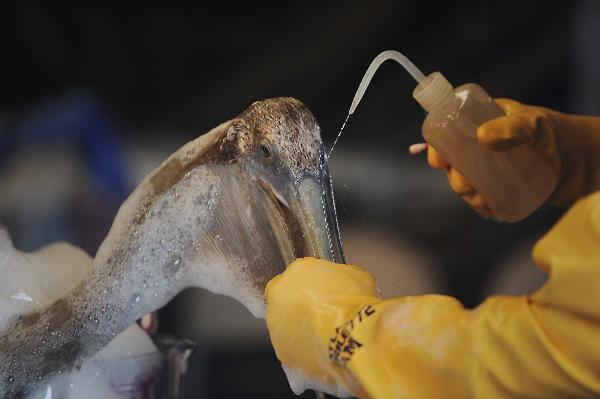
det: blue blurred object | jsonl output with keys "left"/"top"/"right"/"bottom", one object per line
{"left": 0, "top": 90, "right": 128, "bottom": 199}
{"left": 0, "top": 90, "right": 129, "bottom": 252}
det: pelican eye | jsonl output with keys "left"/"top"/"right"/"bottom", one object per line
{"left": 260, "top": 143, "right": 272, "bottom": 160}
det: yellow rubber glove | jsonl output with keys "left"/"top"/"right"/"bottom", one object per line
{"left": 265, "top": 260, "right": 379, "bottom": 397}
{"left": 266, "top": 191, "right": 600, "bottom": 399}
{"left": 427, "top": 99, "right": 600, "bottom": 217}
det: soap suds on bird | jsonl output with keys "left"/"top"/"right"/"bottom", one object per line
{"left": 0, "top": 228, "right": 160, "bottom": 398}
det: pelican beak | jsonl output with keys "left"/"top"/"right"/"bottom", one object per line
{"left": 255, "top": 151, "right": 345, "bottom": 266}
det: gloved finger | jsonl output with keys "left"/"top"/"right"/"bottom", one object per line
{"left": 476, "top": 114, "right": 536, "bottom": 151}
{"left": 427, "top": 146, "right": 450, "bottom": 170}
{"left": 457, "top": 191, "right": 492, "bottom": 217}
{"left": 462, "top": 192, "right": 494, "bottom": 217}
{"left": 462, "top": 192, "right": 487, "bottom": 210}
{"left": 473, "top": 204, "right": 494, "bottom": 218}
{"left": 494, "top": 98, "right": 528, "bottom": 115}
{"left": 447, "top": 168, "right": 475, "bottom": 196}
{"left": 264, "top": 273, "right": 284, "bottom": 302}
{"left": 517, "top": 110, "right": 560, "bottom": 174}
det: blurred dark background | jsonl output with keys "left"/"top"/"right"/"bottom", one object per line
{"left": 1, "top": 0, "right": 599, "bottom": 397}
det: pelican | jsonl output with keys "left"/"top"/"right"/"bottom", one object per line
{"left": 0, "top": 97, "right": 344, "bottom": 397}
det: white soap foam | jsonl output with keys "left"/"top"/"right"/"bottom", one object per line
{"left": 188, "top": 255, "right": 266, "bottom": 318}
{"left": 0, "top": 227, "right": 160, "bottom": 398}
{"left": 29, "top": 360, "right": 119, "bottom": 399}
{"left": 0, "top": 128, "right": 240, "bottom": 396}
{"left": 88, "top": 127, "right": 230, "bottom": 321}
{"left": 282, "top": 364, "right": 353, "bottom": 398}
{"left": 0, "top": 229, "right": 49, "bottom": 330}
{"left": 151, "top": 167, "right": 266, "bottom": 317}
{"left": 99, "top": 147, "right": 269, "bottom": 319}
{"left": 27, "top": 324, "right": 161, "bottom": 399}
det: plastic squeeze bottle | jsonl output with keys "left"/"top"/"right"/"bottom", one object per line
{"left": 348, "top": 50, "right": 557, "bottom": 222}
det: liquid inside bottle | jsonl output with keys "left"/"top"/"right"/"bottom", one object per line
{"left": 415, "top": 72, "right": 557, "bottom": 222}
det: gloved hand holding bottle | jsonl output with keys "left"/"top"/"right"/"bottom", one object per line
{"left": 427, "top": 97, "right": 600, "bottom": 217}
{"left": 342, "top": 50, "right": 600, "bottom": 221}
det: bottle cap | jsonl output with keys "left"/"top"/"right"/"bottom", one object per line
{"left": 413, "top": 72, "right": 455, "bottom": 111}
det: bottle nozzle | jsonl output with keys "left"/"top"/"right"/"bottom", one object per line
{"left": 349, "top": 50, "right": 426, "bottom": 115}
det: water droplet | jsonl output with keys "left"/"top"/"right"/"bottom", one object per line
{"left": 131, "top": 293, "right": 141, "bottom": 303}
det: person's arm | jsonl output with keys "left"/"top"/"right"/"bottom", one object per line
{"left": 427, "top": 99, "right": 600, "bottom": 217}
{"left": 266, "top": 192, "right": 600, "bottom": 398}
